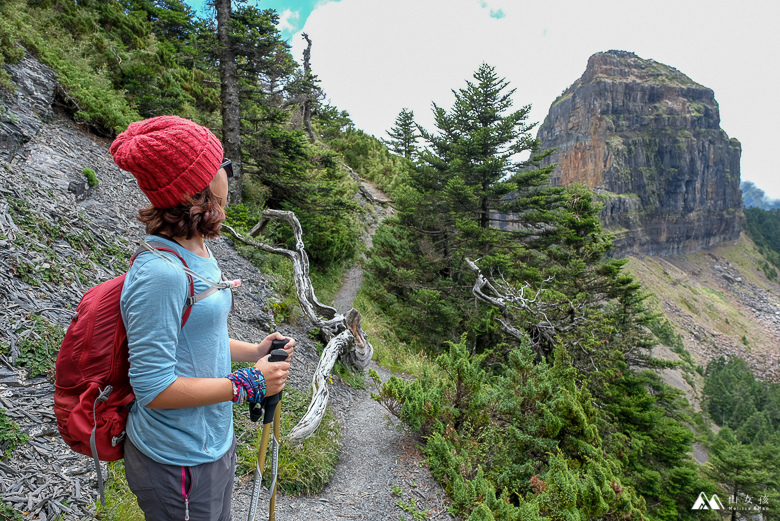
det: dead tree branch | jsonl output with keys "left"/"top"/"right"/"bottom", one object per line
{"left": 223, "top": 210, "right": 372, "bottom": 441}
{"left": 466, "top": 257, "right": 589, "bottom": 357}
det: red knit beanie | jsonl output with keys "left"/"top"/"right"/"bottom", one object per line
{"left": 110, "top": 115, "right": 223, "bottom": 209}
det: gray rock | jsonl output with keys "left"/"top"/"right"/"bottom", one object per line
{"left": 537, "top": 50, "right": 743, "bottom": 257}
{"left": 67, "top": 180, "right": 88, "bottom": 197}
{"left": 0, "top": 54, "right": 57, "bottom": 161}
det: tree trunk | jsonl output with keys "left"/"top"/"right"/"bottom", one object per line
{"left": 215, "top": 0, "right": 242, "bottom": 204}
{"left": 301, "top": 33, "right": 315, "bottom": 142}
{"left": 480, "top": 192, "right": 489, "bottom": 228}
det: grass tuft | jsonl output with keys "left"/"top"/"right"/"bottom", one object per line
{"left": 97, "top": 460, "right": 144, "bottom": 521}
{"left": 1, "top": 313, "right": 65, "bottom": 379}
{"left": 0, "top": 408, "right": 28, "bottom": 460}
{"left": 353, "top": 288, "right": 437, "bottom": 381}
{"left": 82, "top": 167, "right": 99, "bottom": 188}
{"left": 236, "top": 386, "right": 341, "bottom": 496}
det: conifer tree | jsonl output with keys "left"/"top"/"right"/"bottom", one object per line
{"left": 417, "top": 63, "right": 557, "bottom": 231}
{"left": 212, "top": 0, "right": 241, "bottom": 203}
{"left": 704, "top": 357, "right": 759, "bottom": 427}
{"left": 705, "top": 428, "right": 773, "bottom": 521}
{"left": 385, "top": 108, "right": 419, "bottom": 159}
{"left": 367, "top": 65, "right": 715, "bottom": 521}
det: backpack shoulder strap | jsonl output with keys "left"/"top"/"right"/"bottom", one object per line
{"left": 129, "top": 241, "right": 198, "bottom": 328}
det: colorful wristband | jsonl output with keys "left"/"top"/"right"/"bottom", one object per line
{"left": 226, "top": 367, "right": 267, "bottom": 405}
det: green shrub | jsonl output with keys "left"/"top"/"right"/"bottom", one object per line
{"left": 374, "top": 338, "right": 647, "bottom": 520}
{"left": 0, "top": 407, "right": 29, "bottom": 459}
{"left": 326, "top": 127, "right": 412, "bottom": 196}
{"left": 82, "top": 167, "right": 99, "bottom": 188}
{"left": 0, "top": 501, "right": 24, "bottom": 521}
{"left": 0, "top": 0, "right": 141, "bottom": 134}
{"left": 0, "top": 14, "right": 26, "bottom": 91}
{"left": 2, "top": 314, "right": 65, "bottom": 378}
{"left": 224, "top": 203, "right": 263, "bottom": 234}
{"left": 648, "top": 316, "right": 684, "bottom": 351}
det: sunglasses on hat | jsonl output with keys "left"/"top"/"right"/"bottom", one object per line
{"left": 220, "top": 159, "right": 233, "bottom": 178}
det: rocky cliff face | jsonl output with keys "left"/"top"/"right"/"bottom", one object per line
{"left": 537, "top": 50, "right": 744, "bottom": 256}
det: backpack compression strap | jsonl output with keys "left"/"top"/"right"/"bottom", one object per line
{"left": 91, "top": 385, "right": 113, "bottom": 505}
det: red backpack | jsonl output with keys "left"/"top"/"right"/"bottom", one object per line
{"left": 54, "top": 241, "right": 209, "bottom": 503}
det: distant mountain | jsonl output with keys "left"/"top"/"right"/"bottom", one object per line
{"left": 537, "top": 50, "right": 744, "bottom": 257}
{"left": 741, "top": 180, "right": 780, "bottom": 209}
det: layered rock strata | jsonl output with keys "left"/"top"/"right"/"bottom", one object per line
{"left": 537, "top": 50, "right": 744, "bottom": 256}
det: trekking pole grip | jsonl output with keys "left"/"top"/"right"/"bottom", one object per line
{"left": 248, "top": 342, "right": 289, "bottom": 423}
{"left": 262, "top": 347, "right": 288, "bottom": 423}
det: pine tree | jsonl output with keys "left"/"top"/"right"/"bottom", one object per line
{"left": 385, "top": 108, "right": 419, "bottom": 159}
{"left": 703, "top": 357, "right": 759, "bottom": 427}
{"left": 417, "top": 63, "right": 557, "bottom": 231}
{"left": 211, "top": 0, "right": 241, "bottom": 203}
{"left": 705, "top": 428, "right": 772, "bottom": 521}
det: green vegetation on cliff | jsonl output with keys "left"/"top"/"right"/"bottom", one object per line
{"left": 744, "top": 206, "right": 780, "bottom": 280}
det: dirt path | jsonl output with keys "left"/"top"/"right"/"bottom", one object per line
{"left": 232, "top": 178, "right": 455, "bottom": 521}
{"left": 231, "top": 363, "right": 454, "bottom": 520}
{"left": 333, "top": 179, "right": 394, "bottom": 314}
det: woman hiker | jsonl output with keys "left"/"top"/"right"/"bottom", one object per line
{"left": 110, "top": 115, "right": 295, "bottom": 520}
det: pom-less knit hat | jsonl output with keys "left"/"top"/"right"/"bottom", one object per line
{"left": 110, "top": 115, "right": 223, "bottom": 209}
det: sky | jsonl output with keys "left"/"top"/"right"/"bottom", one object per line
{"left": 188, "top": 0, "right": 780, "bottom": 199}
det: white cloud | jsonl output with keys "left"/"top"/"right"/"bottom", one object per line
{"left": 278, "top": 9, "right": 301, "bottom": 34}
{"left": 293, "top": 0, "right": 780, "bottom": 197}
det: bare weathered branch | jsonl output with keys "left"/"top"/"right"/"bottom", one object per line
{"left": 287, "top": 329, "right": 352, "bottom": 440}
{"left": 223, "top": 210, "right": 373, "bottom": 441}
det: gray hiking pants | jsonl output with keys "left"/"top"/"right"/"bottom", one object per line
{"left": 124, "top": 437, "right": 236, "bottom": 521}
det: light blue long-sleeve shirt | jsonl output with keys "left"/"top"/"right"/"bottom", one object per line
{"left": 120, "top": 236, "right": 233, "bottom": 466}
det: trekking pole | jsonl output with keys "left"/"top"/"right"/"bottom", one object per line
{"left": 247, "top": 341, "right": 288, "bottom": 521}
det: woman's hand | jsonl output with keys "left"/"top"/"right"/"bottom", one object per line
{"left": 257, "top": 332, "right": 296, "bottom": 362}
{"left": 254, "top": 353, "right": 290, "bottom": 396}
{"left": 230, "top": 334, "right": 295, "bottom": 364}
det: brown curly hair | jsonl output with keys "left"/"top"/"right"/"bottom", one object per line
{"left": 137, "top": 186, "right": 225, "bottom": 240}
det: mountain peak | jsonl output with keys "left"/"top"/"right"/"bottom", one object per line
{"left": 539, "top": 51, "right": 743, "bottom": 257}
{"left": 583, "top": 50, "right": 703, "bottom": 88}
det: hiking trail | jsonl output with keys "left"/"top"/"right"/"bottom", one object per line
{"left": 231, "top": 178, "right": 456, "bottom": 520}
{"left": 0, "top": 54, "right": 454, "bottom": 520}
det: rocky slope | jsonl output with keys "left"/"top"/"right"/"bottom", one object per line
{"left": 628, "top": 234, "right": 780, "bottom": 385}
{"left": 0, "top": 54, "right": 452, "bottom": 520}
{"left": 537, "top": 50, "right": 744, "bottom": 257}
{"left": 0, "top": 53, "right": 312, "bottom": 520}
